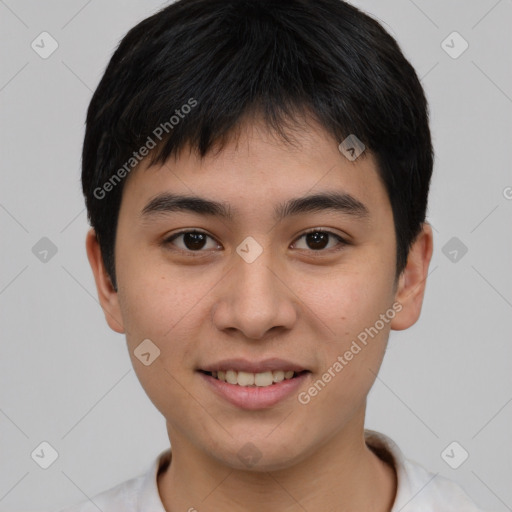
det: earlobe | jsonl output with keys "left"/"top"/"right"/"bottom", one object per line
{"left": 390, "top": 222, "right": 434, "bottom": 331}
{"left": 85, "top": 228, "right": 125, "bottom": 334}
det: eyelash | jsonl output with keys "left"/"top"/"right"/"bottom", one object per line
{"left": 162, "top": 228, "right": 348, "bottom": 256}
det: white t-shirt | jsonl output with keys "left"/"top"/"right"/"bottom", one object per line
{"left": 58, "top": 430, "right": 485, "bottom": 512}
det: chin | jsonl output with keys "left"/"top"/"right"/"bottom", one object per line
{"left": 208, "top": 435, "right": 311, "bottom": 473}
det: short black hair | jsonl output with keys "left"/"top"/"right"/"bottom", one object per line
{"left": 82, "top": 0, "right": 433, "bottom": 291}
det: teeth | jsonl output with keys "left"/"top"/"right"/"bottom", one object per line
{"left": 237, "top": 371, "right": 255, "bottom": 386}
{"left": 254, "top": 371, "right": 273, "bottom": 387}
{"left": 212, "top": 369, "right": 298, "bottom": 387}
{"left": 273, "top": 370, "right": 285, "bottom": 383}
{"left": 226, "top": 370, "right": 238, "bottom": 385}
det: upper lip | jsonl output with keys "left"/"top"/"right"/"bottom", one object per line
{"left": 199, "top": 358, "right": 308, "bottom": 374}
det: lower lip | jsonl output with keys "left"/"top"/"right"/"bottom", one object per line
{"left": 199, "top": 371, "right": 309, "bottom": 410}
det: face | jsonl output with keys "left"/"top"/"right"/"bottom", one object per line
{"left": 88, "top": 117, "right": 432, "bottom": 471}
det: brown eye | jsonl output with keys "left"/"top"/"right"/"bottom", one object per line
{"left": 183, "top": 232, "right": 207, "bottom": 250}
{"left": 293, "top": 230, "right": 346, "bottom": 251}
{"left": 165, "top": 230, "right": 220, "bottom": 252}
{"left": 305, "top": 231, "right": 329, "bottom": 250}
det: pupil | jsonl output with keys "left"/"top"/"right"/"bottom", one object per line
{"left": 184, "top": 232, "right": 206, "bottom": 250}
{"left": 307, "top": 232, "right": 328, "bottom": 250}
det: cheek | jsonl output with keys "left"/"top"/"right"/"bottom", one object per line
{"left": 117, "top": 256, "right": 200, "bottom": 341}
{"left": 295, "top": 268, "right": 394, "bottom": 404}
{"left": 299, "top": 266, "right": 395, "bottom": 339}
{"left": 115, "top": 269, "right": 203, "bottom": 418}
{"left": 116, "top": 262, "right": 219, "bottom": 388}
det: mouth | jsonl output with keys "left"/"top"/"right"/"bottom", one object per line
{"left": 199, "top": 369, "right": 308, "bottom": 388}
{"left": 197, "top": 360, "right": 311, "bottom": 410}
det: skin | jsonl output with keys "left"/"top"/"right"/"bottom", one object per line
{"left": 86, "top": 115, "right": 433, "bottom": 511}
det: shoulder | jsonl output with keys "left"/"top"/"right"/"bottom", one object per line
{"left": 56, "top": 474, "right": 143, "bottom": 512}
{"left": 56, "top": 449, "right": 170, "bottom": 512}
{"left": 364, "top": 430, "right": 487, "bottom": 512}
{"left": 397, "top": 456, "right": 485, "bottom": 511}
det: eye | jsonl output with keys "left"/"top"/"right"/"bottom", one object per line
{"left": 163, "top": 228, "right": 348, "bottom": 255}
{"left": 163, "top": 230, "right": 221, "bottom": 252}
{"left": 292, "top": 229, "right": 347, "bottom": 252}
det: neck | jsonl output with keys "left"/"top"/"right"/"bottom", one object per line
{"left": 158, "top": 413, "right": 396, "bottom": 511}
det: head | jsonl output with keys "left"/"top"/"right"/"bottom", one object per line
{"left": 84, "top": 0, "right": 433, "bottom": 470}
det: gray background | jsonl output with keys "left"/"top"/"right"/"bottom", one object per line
{"left": 1, "top": 0, "right": 511, "bottom": 510}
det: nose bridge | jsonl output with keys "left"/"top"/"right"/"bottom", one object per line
{"left": 233, "top": 237, "right": 280, "bottom": 309}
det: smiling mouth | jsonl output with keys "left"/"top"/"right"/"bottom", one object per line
{"left": 200, "top": 369, "right": 309, "bottom": 387}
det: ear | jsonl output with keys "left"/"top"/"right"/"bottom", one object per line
{"left": 390, "top": 222, "right": 434, "bottom": 331}
{"left": 85, "top": 228, "right": 125, "bottom": 334}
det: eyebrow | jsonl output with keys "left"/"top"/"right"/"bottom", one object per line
{"left": 140, "top": 191, "right": 370, "bottom": 223}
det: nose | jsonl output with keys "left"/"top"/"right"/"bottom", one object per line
{"left": 211, "top": 243, "right": 298, "bottom": 340}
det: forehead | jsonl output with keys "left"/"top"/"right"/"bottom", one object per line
{"left": 120, "top": 117, "right": 391, "bottom": 223}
